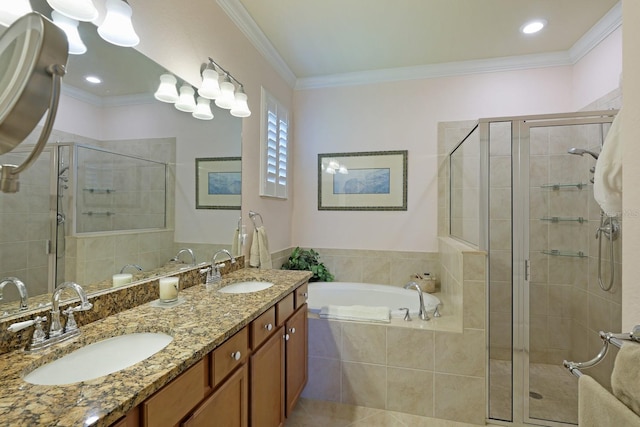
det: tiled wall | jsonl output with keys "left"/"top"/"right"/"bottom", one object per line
{"left": 0, "top": 151, "right": 52, "bottom": 301}
{"left": 302, "top": 240, "right": 488, "bottom": 425}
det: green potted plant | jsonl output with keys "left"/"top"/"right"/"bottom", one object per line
{"left": 281, "top": 247, "right": 334, "bottom": 282}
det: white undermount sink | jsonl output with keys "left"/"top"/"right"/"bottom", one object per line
{"left": 23, "top": 332, "right": 173, "bottom": 386}
{"left": 218, "top": 281, "right": 274, "bottom": 294}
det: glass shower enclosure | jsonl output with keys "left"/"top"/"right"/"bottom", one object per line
{"left": 449, "top": 110, "right": 621, "bottom": 426}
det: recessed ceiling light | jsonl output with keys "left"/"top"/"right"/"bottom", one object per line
{"left": 85, "top": 76, "right": 102, "bottom": 84}
{"left": 521, "top": 19, "right": 547, "bottom": 34}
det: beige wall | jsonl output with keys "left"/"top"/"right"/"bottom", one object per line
{"left": 622, "top": 0, "right": 640, "bottom": 331}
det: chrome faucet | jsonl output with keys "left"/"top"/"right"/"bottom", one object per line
{"left": 50, "top": 282, "right": 93, "bottom": 338}
{"left": 404, "top": 281, "right": 429, "bottom": 321}
{"left": 171, "top": 248, "right": 196, "bottom": 266}
{"left": 206, "top": 249, "right": 236, "bottom": 285}
{"left": 120, "top": 264, "right": 143, "bottom": 274}
{"left": 0, "top": 277, "right": 29, "bottom": 311}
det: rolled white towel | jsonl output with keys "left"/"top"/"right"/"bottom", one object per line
{"left": 319, "top": 305, "right": 390, "bottom": 323}
{"left": 594, "top": 109, "right": 623, "bottom": 217}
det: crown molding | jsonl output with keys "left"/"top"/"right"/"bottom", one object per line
{"left": 218, "top": 0, "right": 622, "bottom": 90}
{"left": 217, "top": 0, "right": 297, "bottom": 88}
{"left": 62, "top": 84, "right": 155, "bottom": 107}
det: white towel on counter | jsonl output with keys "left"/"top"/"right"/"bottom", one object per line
{"left": 249, "top": 226, "right": 272, "bottom": 269}
{"left": 579, "top": 375, "right": 640, "bottom": 427}
{"left": 594, "top": 108, "right": 623, "bottom": 217}
{"left": 319, "top": 305, "right": 390, "bottom": 323}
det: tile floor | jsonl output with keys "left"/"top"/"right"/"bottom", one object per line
{"left": 285, "top": 398, "right": 505, "bottom": 427}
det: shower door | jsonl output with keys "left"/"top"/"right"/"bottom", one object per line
{"left": 517, "top": 115, "right": 618, "bottom": 426}
{"left": 486, "top": 111, "right": 620, "bottom": 426}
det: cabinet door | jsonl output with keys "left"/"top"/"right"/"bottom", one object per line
{"left": 182, "top": 364, "right": 248, "bottom": 427}
{"left": 285, "top": 305, "right": 307, "bottom": 417}
{"left": 250, "top": 326, "right": 285, "bottom": 427}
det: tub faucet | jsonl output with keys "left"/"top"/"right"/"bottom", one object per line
{"left": 120, "top": 264, "right": 143, "bottom": 274}
{"left": 171, "top": 248, "right": 196, "bottom": 266}
{"left": 0, "top": 277, "right": 29, "bottom": 311}
{"left": 404, "top": 281, "right": 429, "bottom": 321}
{"left": 50, "top": 282, "right": 93, "bottom": 338}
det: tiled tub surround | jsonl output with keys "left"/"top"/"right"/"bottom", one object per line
{"left": 302, "top": 238, "right": 488, "bottom": 425}
{"left": 0, "top": 267, "right": 311, "bottom": 426}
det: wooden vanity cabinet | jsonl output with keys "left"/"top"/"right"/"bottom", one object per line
{"left": 250, "top": 284, "right": 308, "bottom": 427}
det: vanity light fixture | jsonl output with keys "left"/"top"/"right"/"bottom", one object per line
{"left": 97, "top": 0, "right": 139, "bottom": 47}
{"left": 154, "top": 74, "right": 179, "bottom": 103}
{"left": 193, "top": 97, "right": 214, "bottom": 120}
{"left": 175, "top": 84, "right": 197, "bottom": 112}
{"left": 198, "top": 65, "right": 221, "bottom": 100}
{"left": 0, "top": 0, "right": 32, "bottom": 27}
{"left": 230, "top": 86, "right": 251, "bottom": 117}
{"left": 51, "top": 11, "right": 86, "bottom": 55}
{"left": 521, "top": 19, "right": 547, "bottom": 34}
{"left": 324, "top": 159, "right": 348, "bottom": 175}
{"left": 215, "top": 74, "right": 236, "bottom": 109}
{"left": 47, "top": 0, "right": 98, "bottom": 22}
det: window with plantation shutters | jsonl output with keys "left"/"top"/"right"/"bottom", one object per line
{"left": 260, "top": 88, "right": 288, "bottom": 198}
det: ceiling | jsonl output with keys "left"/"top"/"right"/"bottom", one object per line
{"left": 227, "top": 0, "right": 620, "bottom": 87}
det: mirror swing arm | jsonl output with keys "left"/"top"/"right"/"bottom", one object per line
{"left": 0, "top": 63, "right": 66, "bottom": 193}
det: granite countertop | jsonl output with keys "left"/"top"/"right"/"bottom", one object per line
{"left": 0, "top": 268, "right": 312, "bottom": 427}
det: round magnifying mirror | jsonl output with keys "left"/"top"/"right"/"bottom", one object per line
{"left": 0, "top": 12, "right": 68, "bottom": 155}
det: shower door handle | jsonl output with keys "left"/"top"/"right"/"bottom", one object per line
{"left": 524, "top": 259, "right": 530, "bottom": 281}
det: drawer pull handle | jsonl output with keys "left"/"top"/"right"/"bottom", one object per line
{"left": 230, "top": 351, "right": 241, "bottom": 361}
{"left": 264, "top": 323, "right": 273, "bottom": 331}
{"left": 288, "top": 327, "right": 296, "bottom": 334}
{"left": 284, "top": 333, "right": 290, "bottom": 341}
{"left": 300, "top": 292, "right": 308, "bottom": 298}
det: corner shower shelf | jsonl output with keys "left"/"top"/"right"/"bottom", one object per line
{"left": 542, "top": 249, "right": 586, "bottom": 258}
{"left": 83, "top": 188, "right": 115, "bottom": 194}
{"left": 540, "top": 216, "right": 586, "bottom": 224}
{"left": 82, "top": 211, "right": 115, "bottom": 216}
{"left": 540, "top": 183, "right": 587, "bottom": 190}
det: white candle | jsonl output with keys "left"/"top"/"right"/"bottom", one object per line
{"left": 159, "top": 277, "right": 179, "bottom": 302}
{"left": 112, "top": 273, "right": 133, "bottom": 287}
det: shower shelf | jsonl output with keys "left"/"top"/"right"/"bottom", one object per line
{"left": 82, "top": 211, "right": 115, "bottom": 216}
{"left": 540, "top": 216, "right": 586, "bottom": 224}
{"left": 540, "top": 183, "right": 587, "bottom": 190}
{"left": 83, "top": 188, "right": 115, "bottom": 194}
{"left": 542, "top": 249, "right": 586, "bottom": 258}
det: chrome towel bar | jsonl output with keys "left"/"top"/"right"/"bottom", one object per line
{"left": 563, "top": 325, "right": 640, "bottom": 377}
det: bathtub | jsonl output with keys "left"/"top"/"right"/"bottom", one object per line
{"left": 307, "top": 282, "right": 440, "bottom": 319}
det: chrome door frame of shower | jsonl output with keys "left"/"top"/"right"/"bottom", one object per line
{"left": 480, "top": 110, "right": 617, "bottom": 427}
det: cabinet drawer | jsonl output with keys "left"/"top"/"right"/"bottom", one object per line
{"left": 276, "top": 292, "right": 295, "bottom": 325}
{"left": 294, "top": 283, "right": 308, "bottom": 309}
{"left": 142, "top": 359, "right": 207, "bottom": 427}
{"left": 212, "top": 327, "right": 248, "bottom": 386}
{"left": 251, "top": 307, "right": 276, "bottom": 350}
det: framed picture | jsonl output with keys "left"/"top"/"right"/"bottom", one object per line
{"left": 195, "top": 157, "right": 241, "bottom": 210}
{"left": 318, "top": 150, "right": 407, "bottom": 211}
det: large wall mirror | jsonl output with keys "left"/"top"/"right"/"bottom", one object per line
{"left": 0, "top": 1, "right": 242, "bottom": 315}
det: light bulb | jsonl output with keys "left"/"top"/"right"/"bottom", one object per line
{"left": 98, "top": 0, "right": 139, "bottom": 47}
{"left": 51, "top": 11, "right": 86, "bottom": 55}
{"left": 230, "top": 87, "right": 251, "bottom": 117}
{"left": 154, "top": 74, "right": 179, "bottom": 103}
{"left": 214, "top": 75, "right": 236, "bottom": 109}
{"left": 193, "top": 97, "right": 214, "bottom": 120}
{"left": 0, "top": 0, "right": 32, "bottom": 27}
{"left": 198, "top": 68, "right": 221, "bottom": 100}
{"left": 47, "top": 0, "right": 98, "bottom": 22}
{"left": 175, "top": 84, "right": 196, "bottom": 112}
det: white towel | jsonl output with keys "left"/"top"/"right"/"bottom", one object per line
{"left": 594, "top": 109, "right": 623, "bottom": 217}
{"left": 249, "top": 226, "right": 272, "bottom": 269}
{"left": 579, "top": 375, "right": 640, "bottom": 427}
{"left": 319, "top": 305, "right": 390, "bottom": 323}
{"left": 611, "top": 342, "right": 640, "bottom": 417}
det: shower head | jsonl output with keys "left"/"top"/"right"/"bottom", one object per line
{"left": 568, "top": 147, "right": 599, "bottom": 160}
